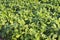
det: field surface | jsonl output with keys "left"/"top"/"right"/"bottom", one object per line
{"left": 0, "top": 0, "right": 60, "bottom": 40}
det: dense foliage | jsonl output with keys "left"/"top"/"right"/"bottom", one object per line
{"left": 0, "top": 0, "right": 60, "bottom": 40}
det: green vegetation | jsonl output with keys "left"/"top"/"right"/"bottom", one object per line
{"left": 0, "top": 0, "right": 60, "bottom": 40}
